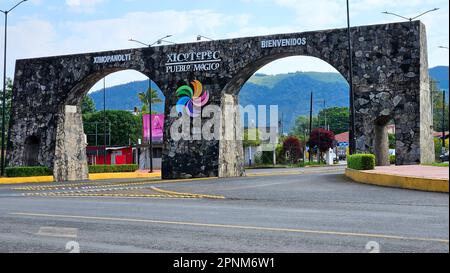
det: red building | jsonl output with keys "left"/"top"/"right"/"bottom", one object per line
{"left": 86, "top": 146, "right": 134, "bottom": 165}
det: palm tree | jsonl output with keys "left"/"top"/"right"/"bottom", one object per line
{"left": 138, "top": 87, "right": 162, "bottom": 113}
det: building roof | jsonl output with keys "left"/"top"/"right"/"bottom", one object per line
{"left": 335, "top": 132, "right": 349, "bottom": 143}
{"left": 434, "top": 131, "right": 450, "bottom": 138}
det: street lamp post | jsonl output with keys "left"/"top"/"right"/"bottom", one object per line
{"left": 381, "top": 8, "right": 439, "bottom": 22}
{"left": 129, "top": 35, "right": 172, "bottom": 173}
{"left": 346, "top": 0, "right": 356, "bottom": 156}
{"left": 197, "top": 35, "right": 214, "bottom": 41}
{"left": 0, "top": 0, "right": 28, "bottom": 176}
{"left": 103, "top": 78, "right": 107, "bottom": 165}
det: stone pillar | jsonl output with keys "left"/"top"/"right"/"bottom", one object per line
{"left": 218, "top": 94, "right": 245, "bottom": 178}
{"left": 374, "top": 124, "right": 390, "bottom": 166}
{"left": 419, "top": 23, "right": 435, "bottom": 164}
{"left": 53, "top": 105, "right": 89, "bottom": 182}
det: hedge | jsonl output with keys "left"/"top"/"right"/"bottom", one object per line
{"left": 5, "top": 166, "right": 52, "bottom": 177}
{"left": 390, "top": 155, "right": 396, "bottom": 165}
{"left": 88, "top": 164, "right": 139, "bottom": 174}
{"left": 347, "top": 154, "right": 376, "bottom": 170}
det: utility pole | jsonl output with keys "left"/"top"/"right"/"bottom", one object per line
{"left": 443, "top": 90, "right": 447, "bottom": 152}
{"left": 148, "top": 80, "right": 154, "bottom": 173}
{"left": 309, "top": 92, "right": 313, "bottom": 163}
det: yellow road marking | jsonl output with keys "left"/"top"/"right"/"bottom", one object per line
{"left": 150, "top": 186, "right": 225, "bottom": 199}
{"left": 14, "top": 177, "right": 218, "bottom": 191}
{"left": 10, "top": 212, "right": 449, "bottom": 244}
{"left": 23, "top": 193, "right": 199, "bottom": 199}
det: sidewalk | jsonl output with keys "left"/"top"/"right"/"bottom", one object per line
{"left": 366, "top": 165, "right": 449, "bottom": 180}
{"left": 345, "top": 165, "right": 449, "bottom": 193}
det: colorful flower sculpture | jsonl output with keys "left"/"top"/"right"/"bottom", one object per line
{"left": 176, "top": 80, "right": 210, "bottom": 117}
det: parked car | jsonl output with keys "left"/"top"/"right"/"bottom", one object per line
{"left": 440, "top": 152, "right": 449, "bottom": 162}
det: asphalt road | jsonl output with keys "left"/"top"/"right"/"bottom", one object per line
{"left": 0, "top": 168, "right": 448, "bottom": 253}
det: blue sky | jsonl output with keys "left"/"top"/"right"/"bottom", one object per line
{"left": 1, "top": 0, "right": 449, "bottom": 89}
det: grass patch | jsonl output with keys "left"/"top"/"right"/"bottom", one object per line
{"left": 88, "top": 164, "right": 139, "bottom": 173}
{"left": 427, "top": 162, "right": 449, "bottom": 167}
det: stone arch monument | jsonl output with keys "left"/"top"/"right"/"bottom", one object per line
{"left": 7, "top": 21, "right": 434, "bottom": 181}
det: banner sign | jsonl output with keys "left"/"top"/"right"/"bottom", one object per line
{"left": 143, "top": 114, "right": 164, "bottom": 140}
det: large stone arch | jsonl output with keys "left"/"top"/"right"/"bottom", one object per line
{"left": 7, "top": 21, "right": 434, "bottom": 181}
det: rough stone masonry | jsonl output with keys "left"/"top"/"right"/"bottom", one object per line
{"left": 7, "top": 21, "right": 434, "bottom": 181}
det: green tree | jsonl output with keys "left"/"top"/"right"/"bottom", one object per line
{"left": 431, "top": 79, "right": 449, "bottom": 132}
{"left": 291, "top": 115, "right": 318, "bottom": 140}
{"left": 81, "top": 95, "right": 96, "bottom": 114}
{"left": 243, "top": 128, "right": 261, "bottom": 148}
{"left": 138, "top": 87, "right": 163, "bottom": 114}
{"left": 388, "top": 134, "right": 396, "bottom": 149}
{"left": 83, "top": 110, "right": 142, "bottom": 146}
{"left": 317, "top": 107, "right": 349, "bottom": 135}
{"left": 0, "top": 78, "right": 13, "bottom": 144}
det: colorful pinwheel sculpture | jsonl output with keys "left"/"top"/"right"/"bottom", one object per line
{"left": 176, "top": 80, "right": 210, "bottom": 117}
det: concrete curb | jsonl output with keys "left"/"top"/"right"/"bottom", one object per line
{"left": 0, "top": 176, "right": 54, "bottom": 184}
{"left": 89, "top": 172, "right": 161, "bottom": 180}
{"left": 0, "top": 172, "right": 161, "bottom": 185}
{"left": 345, "top": 168, "right": 449, "bottom": 193}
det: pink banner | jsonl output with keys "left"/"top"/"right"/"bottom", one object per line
{"left": 143, "top": 114, "right": 164, "bottom": 140}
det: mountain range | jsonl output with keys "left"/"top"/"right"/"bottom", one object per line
{"left": 89, "top": 66, "right": 449, "bottom": 132}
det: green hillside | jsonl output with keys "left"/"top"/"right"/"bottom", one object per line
{"left": 89, "top": 67, "right": 448, "bottom": 132}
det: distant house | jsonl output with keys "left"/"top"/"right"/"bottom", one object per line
{"left": 244, "top": 127, "right": 279, "bottom": 166}
{"left": 335, "top": 132, "right": 349, "bottom": 146}
{"left": 87, "top": 146, "right": 134, "bottom": 165}
{"left": 434, "top": 131, "right": 449, "bottom": 139}
{"left": 335, "top": 125, "right": 396, "bottom": 146}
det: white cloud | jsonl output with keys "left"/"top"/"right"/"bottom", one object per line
{"left": 2, "top": 0, "right": 448, "bottom": 84}
{"left": 3, "top": 8, "right": 252, "bottom": 88}
{"left": 65, "top": 0, "right": 105, "bottom": 13}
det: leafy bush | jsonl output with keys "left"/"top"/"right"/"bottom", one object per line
{"left": 283, "top": 136, "right": 304, "bottom": 164}
{"left": 261, "top": 151, "right": 274, "bottom": 165}
{"left": 5, "top": 166, "right": 52, "bottom": 177}
{"left": 88, "top": 164, "right": 138, "bottom": 174}
{"left": 347, "top": 154, "right": 376, "bottom": 170}
{"left": 275, "top": 144, "right": 286, "bottom": 164}
{"left": 390, "top": 155, "right": 396, "bottom": 165}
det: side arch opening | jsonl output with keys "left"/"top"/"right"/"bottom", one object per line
{"left": 81, "top": 70, "right": 166, "bottom": 173}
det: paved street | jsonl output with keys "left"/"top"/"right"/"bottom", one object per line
{"left": 0, "top": 167, "right": 448, "bottom": 253}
